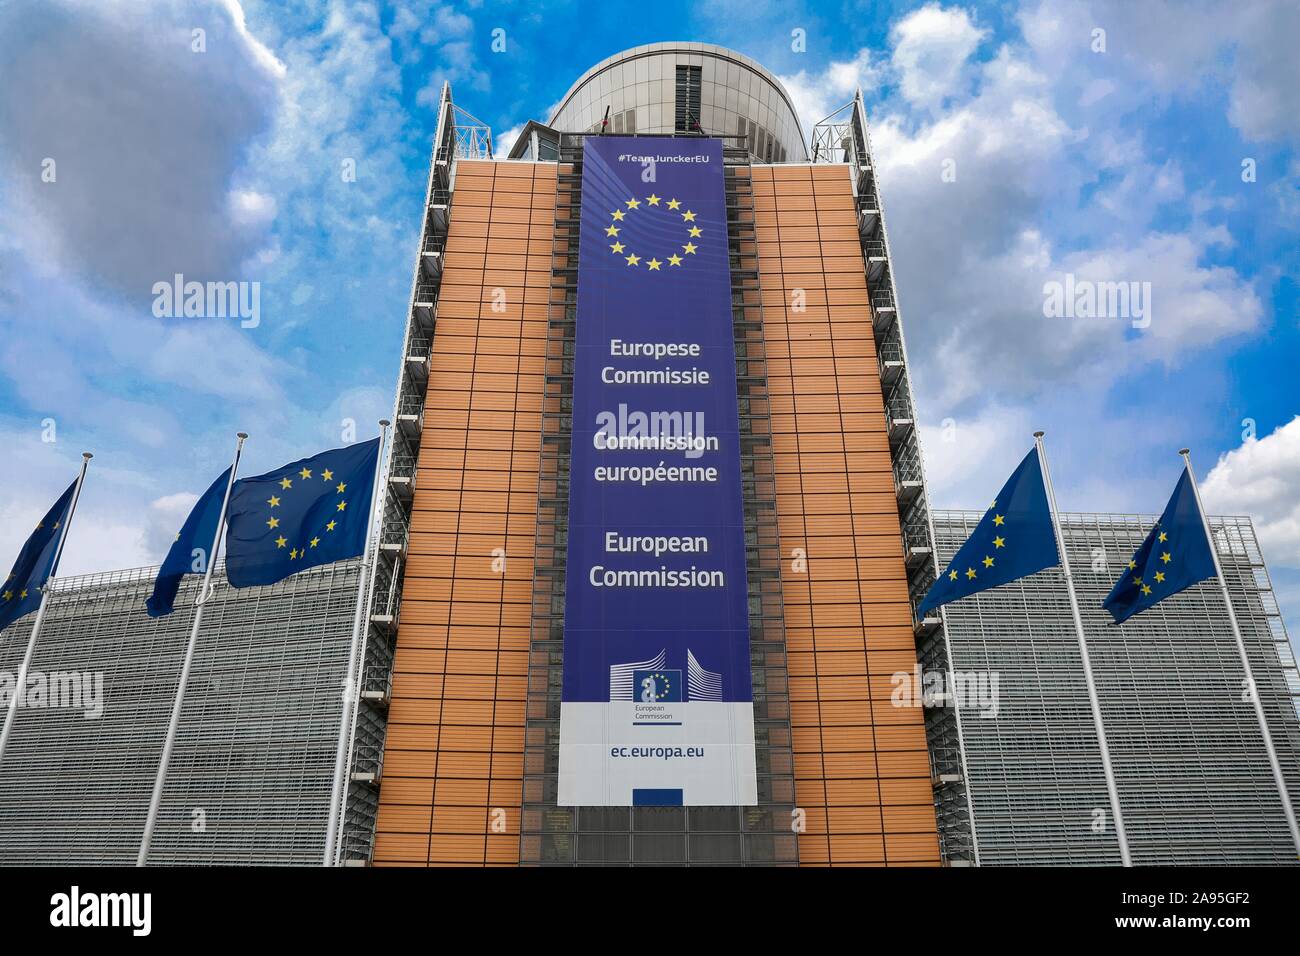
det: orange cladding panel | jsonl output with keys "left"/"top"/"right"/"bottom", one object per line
{"left": 753, "top": 163, "right": 939, "bottom": 866}
{"left": 376, "top": 158, "right": 937, "bottom": 867}
{"left": 374, "top": 160, "right": 552, "bottom": 866}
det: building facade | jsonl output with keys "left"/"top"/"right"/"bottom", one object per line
{"left": 2, "top": 509, "right": 1294, "bottom": 865}
{"left": 930, "top": 511, "right": 1300, "bottom": 865}
{"left": 1, "top": 44, "right": 1296, "bottom": 869}
{"left": 547, "top": 44, "right": 808, "bottom": 164}
{"left": 0, "top": 560, "right": 372, "bottom": 865}
{"left": 371, "top": 44, "right": 946, "bottom": 866}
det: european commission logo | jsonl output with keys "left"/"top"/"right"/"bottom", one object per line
{"left": 605, "top": 194, "right": 706, "bottom": 272}
{"left": 635, "top": 669, "right": 682, "bottom": 703}
{"left": 610, "top": 649, "right": 722, "bottom": 703}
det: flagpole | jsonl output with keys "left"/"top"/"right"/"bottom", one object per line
{"left": 1180, "top": 448, "right": 1300, "bottom": 856}
{"left": 324, "top": 421, "right": 390, "bottom": 867}
{"left": 935, "top": 602, "right": 983, "bottom": 866}
{"left": 0, "top": 452, "right": 92, "bottom": 770}
{"left": 1034, "top": 431, "right": 1132, "bottom": 866}
{"left": 137, "top": 432, "right": 246, "bottom": 866}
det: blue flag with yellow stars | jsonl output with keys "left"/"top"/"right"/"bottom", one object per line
{"left": 146, "top": 467, "right": 232, "bottom": 617}
{"left": 1102, "top": 467, "right": 1217, "bottom": 624}
{"left": 1, "top": 480, "right": 78, "bottom": 634}
{"left": 224, "top": 439, "right": 379, "bottom": 589}
{"left": 918, "top": 447, "right": 1059, "bottom": 616}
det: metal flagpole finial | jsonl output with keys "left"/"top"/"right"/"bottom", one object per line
{"left": 378, "top": 419, "right": 391, "bottom": 428}
{"left": 1033, "top": 430, "right": 1045, "bottom": 439}
{"left": 82, "top": 452, "right": 93, "bottom": 461}
{"left": 237, "top": 431, "right": 249, "bottom": 441}
{"left": 1178, "top": 447, "right": 1190, "bottom": 457}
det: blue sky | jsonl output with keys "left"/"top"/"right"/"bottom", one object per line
{"left": 0, "top": 0, "right": 1297, "bottom": 625}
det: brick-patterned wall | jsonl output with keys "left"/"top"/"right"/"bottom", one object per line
{"left": 373, "top": 160, "right": 554, "bottom": 866}
{"left": 752, "top": 164, "right": 940, "bottom": 866}
{"left": 373, "top": 156, "right": 938, "bottom": 867}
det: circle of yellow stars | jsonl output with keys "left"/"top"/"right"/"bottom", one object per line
{"left": 649, "top": 672, "right": 672, "bottom": 698}
{"left": 2, "top": 516, "right": 61, "bottom": 603}
{"left": 1129, "top": 527, "right": 1172, "bottom": 597}
{"left": 263, "top": 466, "right": 349, "bottom": 561}
{"left": 945, "top": 499, "right": 1006, "bottom": 584}
{"left": 606, "top": 194, "right": 702, "bottom": 271}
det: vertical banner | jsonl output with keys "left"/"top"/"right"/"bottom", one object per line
{"left": 559, "top": 135, "right": 756, "bottom": 807}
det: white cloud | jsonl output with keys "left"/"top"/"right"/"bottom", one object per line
{"left": 0, "top": 431, "right": 159, "bottom": 580}
{"left": 405, "top": 0, "right": 492, "bottom": 107}
{"left": 142, "top": 491, "right": 200, "bottom": 562}
{"left": 868, "top": 35, "right": 1260, "bottom": 414}
{"left": 318, "top": 385, "right": 393, "bottom": 448}
{"left": 145, "top": 325, "right": 287, "bottom": 404}
{"left": 0, "top": 0, "right": 420, "bottom": 581}
{"left": 1225, "top": 1, "right": 1300, "bottom": 142}
{"left": 1078, "top": 77, "right": 1116, "bottom": 108}
{"left": 777, "top": 49, "right": 880, "bottom": 140}
{"left": 1059, "top": 231, "right": 1259, "bottom": 356}
{"left": 905, "top": 225, "right": 1260, "bottom": 413}
{"left": 919, "top": 403, "right": 1033, "bottom": 509}
{"left": 238, "top": 0, "right": 419, "bottom": 278}
{"left": 890, "top": 3, "right": 988, "bottom": 111}
{"left": 428, "top": 5, "right": 473, "bottom": 40}
{"left": 216, "top": 0, "right": 286, "bottom": 78}
{"left": 1201, "top": 417, "right": 1300, "bottom": 565}
{"left": 0, "top": 0, "right": 283, "bottom": 302}
{"left": 1268, "top": 158, "right": 1300, "bottom": 225}
{"left": 228, "top": 189, "right": 278, "bottom": 229}
{"left": 541, "top": 97, "right": 567, "bottom": 127}
{"left": 1018, "top": 0, "right": 1300, "bottom": 144}
{"left": 0, "top": 268, "right": 290, "bottom": 432}
{"left": 493, "top": 123, "right": 525, "bottom": 159}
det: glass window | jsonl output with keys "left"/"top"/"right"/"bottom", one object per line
{"left": 689, "top": 833, "right": 744, "bottom": 862}
{"left": 674, "top": 64, "right": 702, "bottom": 132}
{"left": 634, "top": 806, "right": 685, "bottom": 831}
{"left": 632, "top": 833, "right": 686, "bottom": 864}
{"left": 577, "top": 833, "right": 629, "bottom": 863}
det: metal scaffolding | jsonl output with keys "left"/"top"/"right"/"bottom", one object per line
{"left": 933, "top": 510, "right": 1300, "bottom": 865}
{"left": 332, "top": 81, "right": 492, "bottom": 864}
{"left": 0, "top": 560, "right": 362, "bottom": 865}
{"left": 812, "top": 93, "right": 977, "bottom": 864}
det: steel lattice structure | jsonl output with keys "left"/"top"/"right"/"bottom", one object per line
{"left": 931, "top": 510, "right": 1300, "bottom": 865}
{"left": 0, "top": 559, "right": 365, "bottom": 865}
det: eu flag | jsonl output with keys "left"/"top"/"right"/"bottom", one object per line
{"left": 146, "top": 468, "right": 232, "bottom": 617}
{"left": 1102, "top": 467, "right": 1217, "bottom": 624}
{"left": 224, "top": 439, "right": 379, "bottom": 588}
{"left": 0, "top": 481, "right": 77, "bottom": 634}
{"left": 918, "top": 447, "right": 1059, "bottom": 616}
